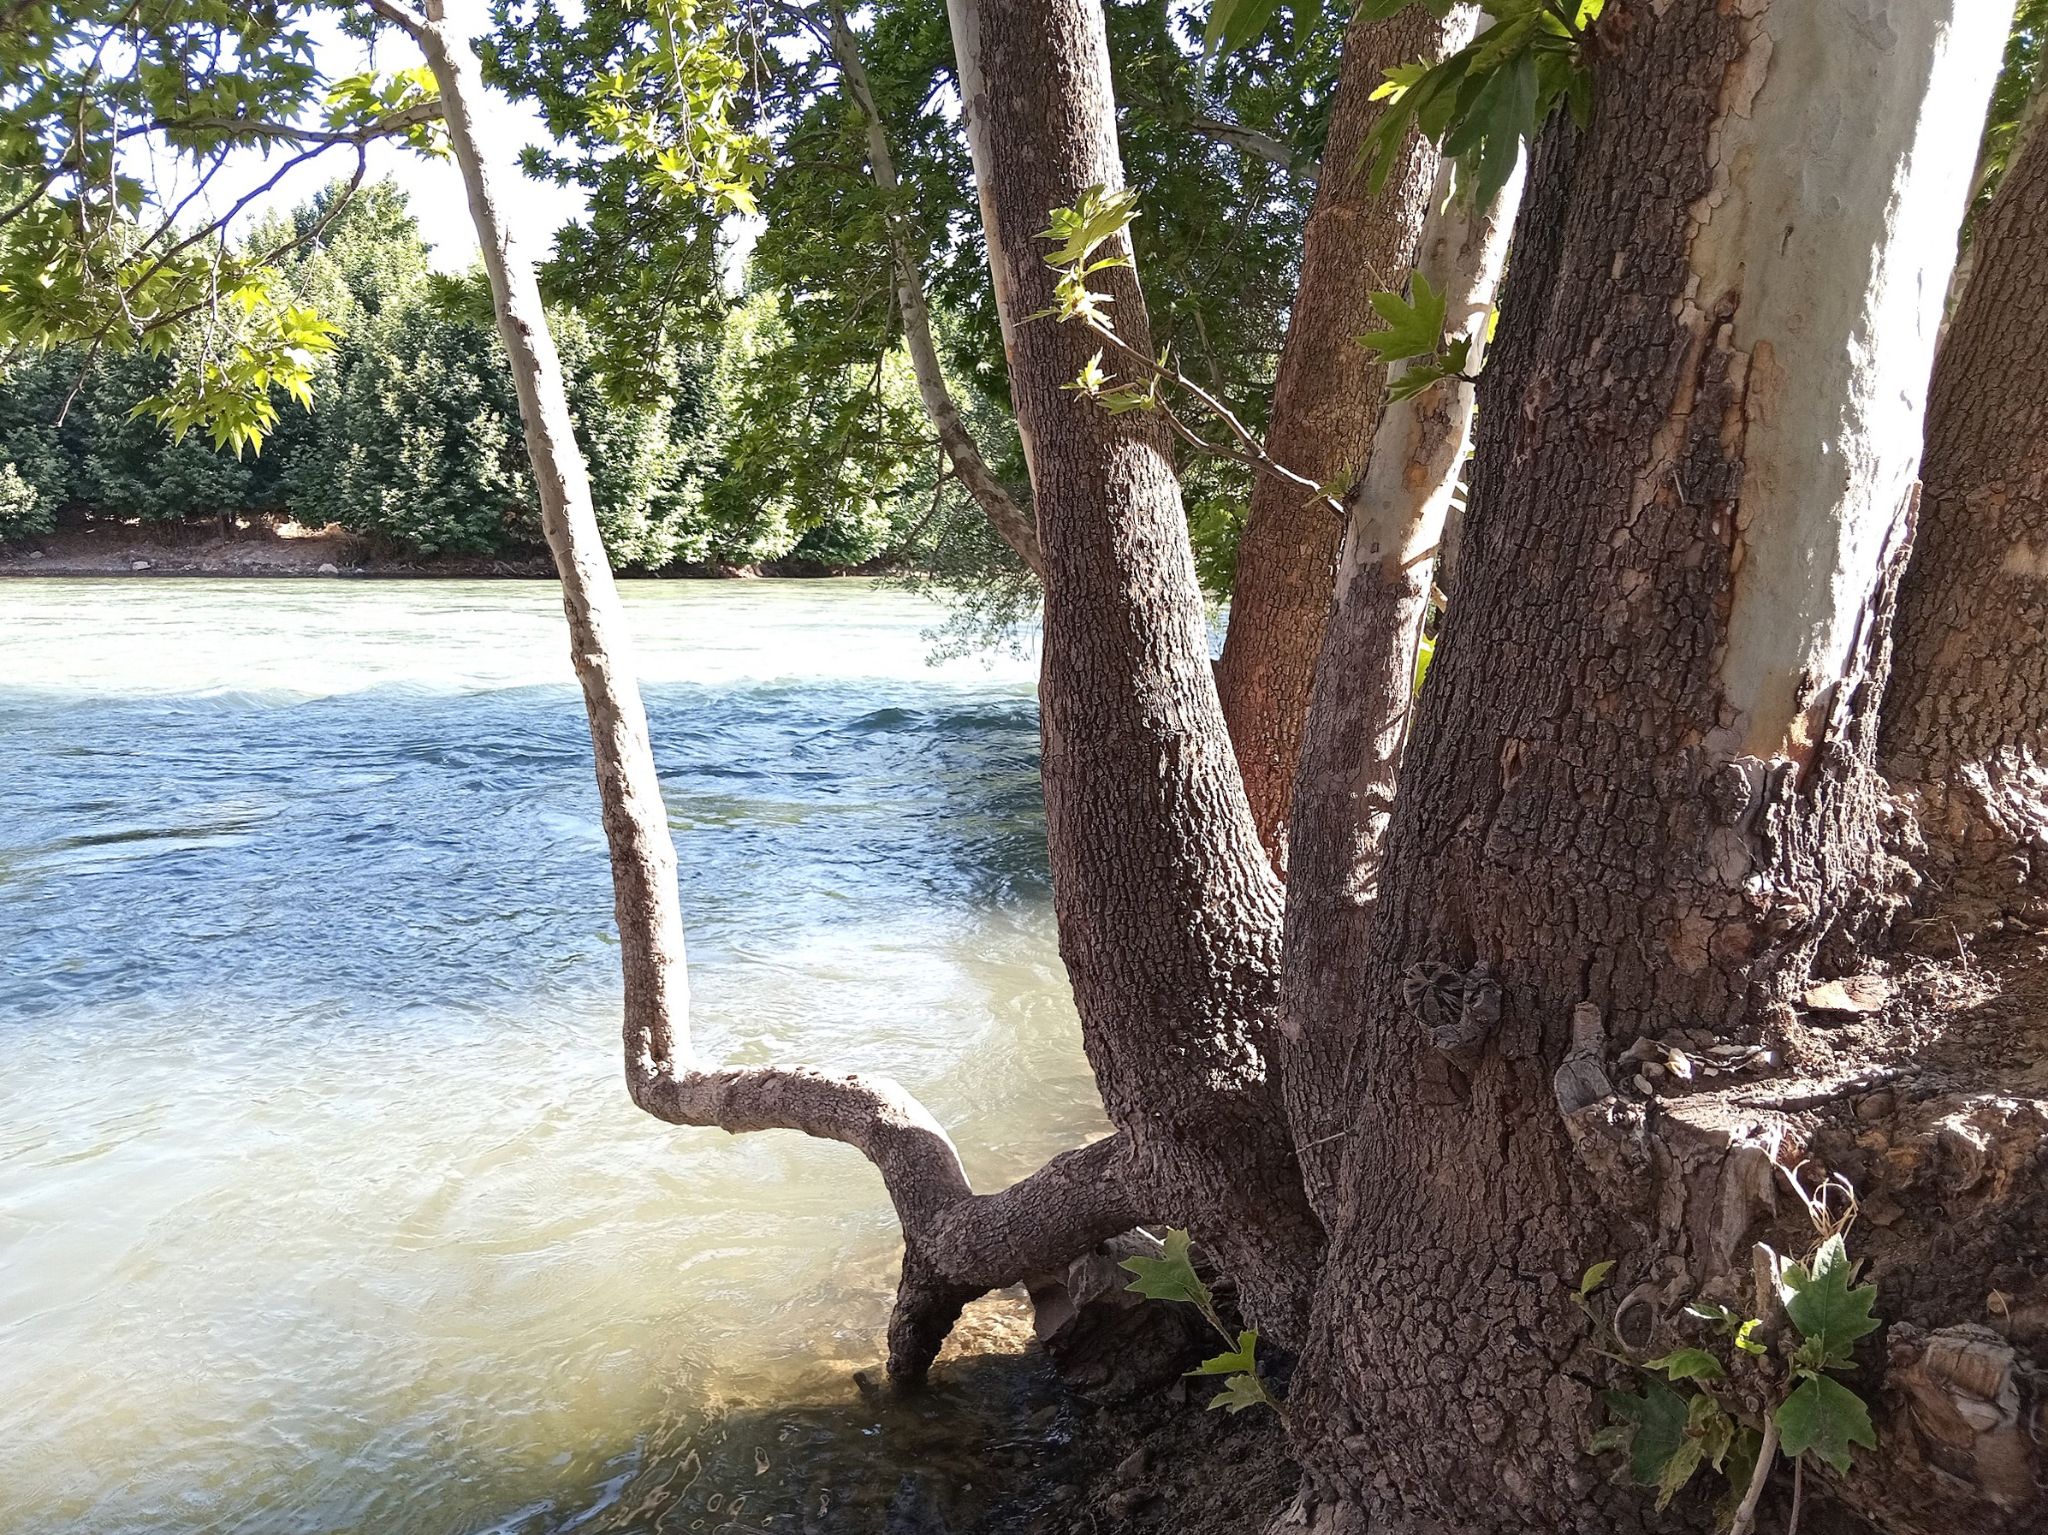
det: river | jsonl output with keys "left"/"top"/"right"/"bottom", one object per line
{"left": 0, "top": 579, "right": 1103, "bottom": 1535}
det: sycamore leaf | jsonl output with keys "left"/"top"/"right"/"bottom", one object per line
{"left": 1120, "top": 1228, "right": 1213, "bottom": 1312}
{"left": 1644, "top": 1348, "right": 1725, "bottom": 1384}
{"left": 1782, "top": 1235, "right": 1879, "bottom": 1370}
{"left": 1362, "top": 271, "right": 1448, "bottom": 364}
{"left": 1190, "top": 1330, "right": 1260, "bottom": 1378}
{"left": 1206, "top": 1372, "right": 1270, "bottom": 1414}
{"left": 1690, "top": 1393, "right": 1735, "bottom": 1472}
{"left": 1600, "top": 1382, "right": 1691, "bottom": 1491}
{"left": 1037, "top": 185, "right": 1142, "bottom": 269}
{"left": 1776, "top": 1374, "right": 1877, "bottom": 1473}
{"left": 1653, "top": 1436, "right": 1703, "bottom": 1512}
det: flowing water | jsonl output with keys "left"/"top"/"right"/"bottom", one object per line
{"left": 0, "top": 579, "right": 1102, "bottom": 1535}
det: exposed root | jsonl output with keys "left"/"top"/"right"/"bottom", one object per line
{"left": 629, "top": 1064, "right": 1153, "bottom": 1380}
{"left": 1592, "top": 927, "right": 2048, "bottom": 1533}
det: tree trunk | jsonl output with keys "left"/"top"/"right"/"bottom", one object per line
{"left": 1881, "top": 78, "right": 2048, "bottom": 921}
{"left": 1286, "top": 4, "right": 2018, "bottom": 1530}
{"left": 1280, "top": 143, "right": 1522, "bottom": 1218}
{"left": 1212, "top": 5, "right": 1470, "bottom": 869}
{"left": 823, "top": 0, "right": 1044, "bottom": 581}
{"left": 947, "top": 0, "right": 1321, "bottom": 1338}
{"left": 412, "top": 0, "right": 1152, "bottom": 1387}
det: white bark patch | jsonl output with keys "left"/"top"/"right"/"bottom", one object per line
{"left": 1693, "top": 0, "right": 2011, "bottom": 761}
{"left": 2001, "top": 538, "right": 2048, "bottom": 582}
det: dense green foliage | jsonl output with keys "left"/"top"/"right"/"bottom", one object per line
{"left": 487, "top": 0, "right": 1342, "bottom": 594}
{"left": 0, "top": 180, "right": 928, "bottom": 568}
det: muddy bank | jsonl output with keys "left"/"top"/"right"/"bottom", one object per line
{"left": 969, "top": 1371, "right": 1293, "bottom": 1535}
{"left": 0, "top": 521, "right": 872, "bottom": 580}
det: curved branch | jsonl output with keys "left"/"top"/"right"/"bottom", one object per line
{"left": 631, "top": 1062, "right": 1147, "bottom": 1377}
{"left": 365, "top": 0, "right": 429, "bottom": 40}
{"left": 418, "top": 2, "right": 1124, "bottom": 1390}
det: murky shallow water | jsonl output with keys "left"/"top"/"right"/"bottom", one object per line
{"left": 0, "top": 579, "right": 1100, "bottom": 1535}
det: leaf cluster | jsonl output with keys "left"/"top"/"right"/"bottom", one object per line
{"left": 1358, "top": 0, "right": 1605, "bottom": 210}
{"left": 1121, "top": 1228, "right": 1283, "bottom": 1417}
{"left": 1358, "top": 270, "right": 1479, "bottom": 403}
{"left": 1582, "top": 1232, "right": 1881, "bottom": 1525}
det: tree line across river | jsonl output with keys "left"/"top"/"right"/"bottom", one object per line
{"left": 0, "top": 180, "right": 963, "bottom": 575}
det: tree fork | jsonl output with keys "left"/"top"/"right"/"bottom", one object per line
{"left": 1289, "top": 3, "right": 2023, "bottom": 1529}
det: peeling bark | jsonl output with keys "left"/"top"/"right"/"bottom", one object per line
{"left": 1212, "top": 5, "right": 1471, "bottom": 868}
{"left": 1281, "top": 143, "right": 1522, "bottom": 1218}
{"left": 948, "top": 0, "right": 1322, "bottom": 1340}
{"left": 1883, "top": 77, "right": 2048, "bottom": 916}
{"left": 1287, "top": 3, "right": 2015, "bottom": 1529}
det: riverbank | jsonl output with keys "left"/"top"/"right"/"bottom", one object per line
{"left": 0, "top": 522, "right": 869, "bottom": 579}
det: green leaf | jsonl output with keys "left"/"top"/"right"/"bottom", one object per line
{"left": 1385, "top": 361, "right": 1452, "bottom": 403}
{"left": 1601, "top": 1382, "right": 1691, "bottom": 1490}
{"left": 1190, "top": 1329, "right": 1259, "bottom": 1377}
{"left": 1579, "top": 1260, "right": 1616, "bottom": 1299}
{"left": 1714, "top": 1427, "right": 1764, "bottom": 1529}
{"left": 1690, "top": 1393, "right": 1735, "bottom": 1472}
{"left": 1644, "top": 1347, "right": 1725, "bottom": 1384}
{"left": 1652, "top": 1435, "right": 1703, "bottom": 1511}
{"left": 1361, "top": 271, "right": 1448, "bottom": 364}
{"left": 1782, "top": 1235, "right": 1879, "bottom": 1370}
{"left": 1776, "top": 1374, "right": 1877, "bottom": 1474}
{"left": 1120, "top": 1228, "right": 1213, "bottom": 1312}
{"left": 1037, "top": 185, "right": 1142, "bottom": 269}
{"left": 1204, "top": 0, "right": 1282, "bottom": 58}
{"left": 1206, "top": 1372, "right": 1271, "bottom": 1414}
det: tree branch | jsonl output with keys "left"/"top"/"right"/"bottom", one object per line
{"left": 363, "top": 0, "right": 429, "bottom": 39}
{"left": 1076, "top": 313, "right": 1344, "bottom": 519}
{"left": 416, "top": 0, "right": 1128, "bottom": 1391}
{"left": 1183, "top": 111, "right": 1319, "bottom": 183}
{"left": 823, "top": 0, "right": 1045, "bottom": 580}
{"left": 152, "top": 100, "right": 446, "bottom": 147}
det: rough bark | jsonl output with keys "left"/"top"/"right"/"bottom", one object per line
{"left": 1212, "top": 5, "right": 1471, "bottom": 869}
{"left": 1281, "top": 146, "right": 1522, "bottom": 1218}
{"left": 823, "top": 1, "right": 1044, "bottom": 581}
{"left": 1882, "top": 79, "right": 2048, "bottom": 917}
{"left": 409, "top": 0, "right": 1142, "bottom": 1386}
{"left": 1287, "top": 4, "right": 2018, "bottom": 1531}
{"left": 947, "top": 0, "right": 1322, "bottom": 1339}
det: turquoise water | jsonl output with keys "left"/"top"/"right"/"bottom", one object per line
{"left": 0, "top": 579, "right": 1099, "bottom": 1534}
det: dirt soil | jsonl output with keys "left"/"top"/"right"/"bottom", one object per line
{"left": 969, "top": 1372, "right": 1294, "bottom": 1535}
{"left": 0, "top": 520, "right": 559, "bottom": 577}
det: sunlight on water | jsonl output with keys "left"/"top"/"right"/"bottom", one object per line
{"left": 0, "top": 579, "right": 1100, "bottom": 1535}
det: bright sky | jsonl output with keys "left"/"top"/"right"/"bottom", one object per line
{"left": 186, "top": 1, "right": 588, "bottom": 272}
